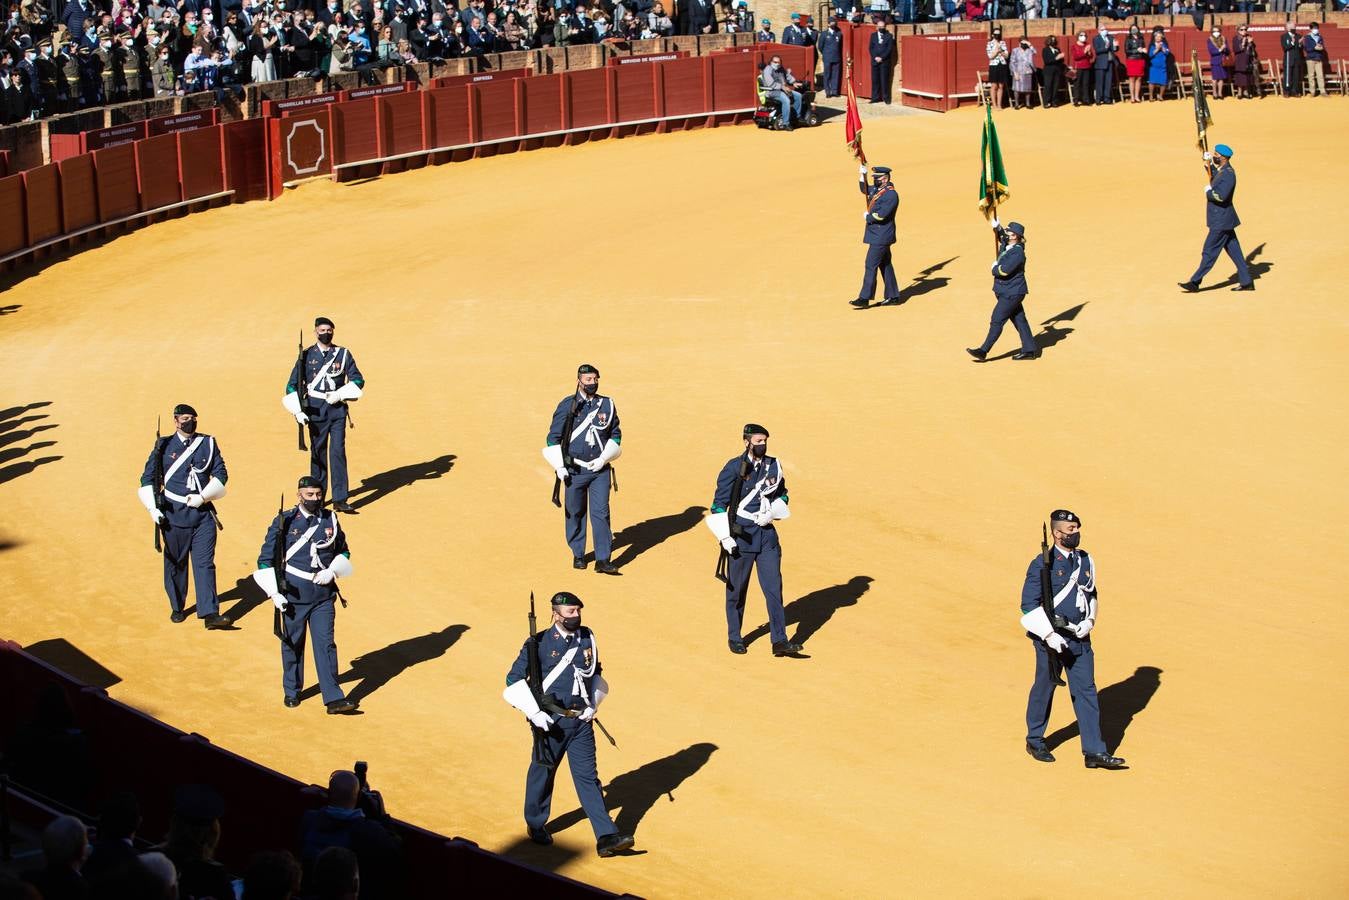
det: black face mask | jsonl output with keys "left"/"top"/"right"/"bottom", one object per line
{"left": 560, "top": 614, "right": 581, "bottom": 631}
{"left": 317, "top": 332, "right": 334, "bottom": 345}
{"left": 1061, "top": 531, "right": 1081, "bottom": 550}
{"left": 750, "top": 444, "right": 767, "bottom": 458}
{"left": 581, "top": 383, "right": 598, "bottom": 396}
{"left": 179, "top": 420, "right": 198, "bottom": 434}
{"left": 301, "top": 498, "right": 322, "bottom": 514}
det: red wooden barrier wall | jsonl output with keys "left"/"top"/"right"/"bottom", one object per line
{"left": 136, "top": 134, "right": 182, "bottom": 211}
{"left": 94, "top": 143, "right": 141, "bottom": 222}
{"left": 567, "top": 67, "right": 611, "bottom": 130}
{"left": 426, "top": 87, "right": 474, "bottom": 148}
{"left": 58, "top": 154, "right": 98, "bottom": 232}
{"left": 179, "top": 125, "right": 227, "bottom": 200}
{"left": 522, "top": 74, "right": 565, "bottom": 135}
{"left": 0, "top": 174, "right": 24, "bottom": 255}
{"left": 21, "top": 163, "right": 60, "bottom": 245}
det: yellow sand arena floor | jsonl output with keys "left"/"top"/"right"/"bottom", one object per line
{"left": 3, "top": 97, "right": 1347, "bottom": 898}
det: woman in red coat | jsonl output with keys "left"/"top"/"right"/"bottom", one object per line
{"left": 1070, "top": 29, "right": 1094, "bottom": 106}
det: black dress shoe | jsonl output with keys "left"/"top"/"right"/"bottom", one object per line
{"left": 877, "top": 297, "right": 903, "bottom": 306}
{"left": 1178, "top": 281, "right": 1199, "bottom": 293}
{"left": 1011, "top": 350, "right": 1041, "bottom": 360}
{"left": 1232, "top": 283, "right": 1254, "bottom": 291}
{"left": 849, "top": 298, "right": 870, "bottom": 309}
{"left": 170, "top": 610, "right": 188, "bottom": 623}
{"left": 331, "top": 501, "right": 356, "bottom": 514}
{"left": 966, "top": 347, "right": 987, "bottom": 361}
{"left": 528, "top": 826, "right": 553, "bottom": 846}
{"left": 326, "top": 698, "right": 359, "bottom": 715}
{"left": 203, "top": 613, "right": 233, "bottom": 630}
{"left": 1025, "top": 743, "right": 1055, "bottom": 763}
{"left": 772, "top": 640, "right": 804, "bottom": 656}
{"left": 728, "top": 640, "right": 747, "bottom": 654}
{"left": 283, "top": 697, "right": 300, "bottom": 708}
{"left": 596, "top": 833, "right": 635, "bottom": 857}
{"left": 595, "top": 560, "right": 620, "bottom": 575}
{"left": 1084, "top": 752, "right": 1127, "bottom": 769}
{"left": 573, "top": 556, "right": 587, "bottom": 570}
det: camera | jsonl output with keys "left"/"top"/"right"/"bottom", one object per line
{"left": 353, "top": 760, "right": 387, "bottom": 820}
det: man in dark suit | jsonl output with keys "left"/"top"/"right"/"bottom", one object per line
{"left": 1280, "top": 21, "right": 1303, "bottom": 96}
{"left": 685, "top": 0, "right": 715, "bottom": 34}
{"left": 868, "top": 19, "right": 893, "bottom": 103}
{"left": 1179, "top": 144, "right": 1253, "bottom": 293}
{"left": 818, "top": 15, "right": 844, "bottom": 97}
{"left": 1091, "top": 26, "right": 1117, "bottom": 104}
{"left": 781, "top": 12, "right": 808, "bottom": 46}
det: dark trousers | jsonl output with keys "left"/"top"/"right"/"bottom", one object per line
{"left": 280, "top": 593, "right": 346, "bottom": 704}
{"left": 565, "top": 466, "right": 613, "bottom": 561}
{"left": 1025, "top": 636, "right": 1106, "bottom": 756}
{"left": 1190, "top": 228, "right": 1251, "bottom": 286}
{"left": 161, "top": 519, "right": 218, "bottom": 617}
{"left": 1093, "top": 65, "right": 1114, "bottom": 102}
{"left": 870, "top": 61, "right": 892, "bottom": 102}
{"left": 1043, "top": 67, "right": 1063, "bottom": 106}
{"left": 308, "top": 410, "right": 350, "bottom": 502}
{"left": 823, "top": 59, "right": 841, "bottom": 95}
{"left": 1072, "top": 69, "right": 1092, "bottom": 103}
{"left": 979, "top": 291, "right": 1036, "bottom": 354}
{"left": 524, "top": 718, "right": 617, "bottom": 839}
{"left": 725, "top": 544, "right": 787, "bottom": 644}
{"left": 858, "top": 243, "right": 899, "bottom": 302}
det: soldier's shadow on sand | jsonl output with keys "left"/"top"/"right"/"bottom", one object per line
{"left": 346, "top": 453, "right": 457, "bottom": 512}
{"left": 743, "top": 575, "right": 874, "bottom": 650}
{"left": 857, "top": 257, "right": 958, "bottom": 309}
{"left": 986, "top": 302, "right": 1088, "bottom": 362}
{"left": 1198, "top": 242, "right": 1270, "bottom": 291}
{"left": 298, "top": 625, "right": 470, "bottom": 704}
{"left": 583, "top": 505, "right": 707, "bottom": 571}
{"left": 1045, "top": 665, "right": 1162, "bottom": 755}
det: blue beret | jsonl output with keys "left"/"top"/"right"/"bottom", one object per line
{"left": 1214, "top": 143, "right": 1233, "bottom": 158}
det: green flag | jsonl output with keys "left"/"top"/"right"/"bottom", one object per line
{"left": 1191, "top": 50, "right": 1213, "bottom": 151}
{"left": 978, "top": 103, "right": 1009, "bottom": 219}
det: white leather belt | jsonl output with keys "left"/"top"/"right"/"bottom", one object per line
{"left": 285, "top": 565, "right": 316, "bottom": 582}
{"left": 163, "top": 490, "right": 189, "bottom": 503}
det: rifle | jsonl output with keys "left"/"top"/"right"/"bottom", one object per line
{"left": 1040, "top": 523, "right": 1067, "bottom": 687}
{"left": 294, "top": 330, "right": 309, "bottom": 453}
{"left": 526, "top": 592, "right": 559, "bottom": 768}
{"left": 272, "top": 493, "right": 294, "bottom": 649}
{"left": 550, "top": 395, "right": 583, "bottom": 509}
{"left": 714, "top": 453, "right": 751, "bottom": 583}
{"left": 151, "top": 416, "right": 169, "bottom": 553}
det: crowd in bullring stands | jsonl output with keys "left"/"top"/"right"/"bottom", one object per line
{"left": 0, "top": 683, "right": 399, "bottom": 899}
{"left": 0, "top": 0, "right": 769, "bottom": 123}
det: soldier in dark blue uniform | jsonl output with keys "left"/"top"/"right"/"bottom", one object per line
{"left": 781, "top": 12, "right": 809, "bottom": 46}
{"left": 542, "top": 364, "right": 623, "bottom": 575}
{"left": 1020, "top": 510, "right": 1126, "bottom": 769}
{"left": 868, "top": 20, "right": 894, "bottom": 103}
{"left": 967, "top": 219, "right": 1038, "bottom": 361}
{"left": 1179, "top": 144, "right": 1253, "bottom": 294}
{"left": 282, "top": 317, "right": 367, "bottom": 514}
{"left": 252, "top": 476, "right": 359, "bottom": 714}
{"left": 706, "top": 424, "right": 802, "bottom": 657}
{"left": 850, "top": 164, "right": 901, "bottom": 309}
{"left": 818, "top": 15, "right": 844, "bottom": 97}
{"left": 503, "top": 592, "right": 635, "bottom": 857}
{"left": 138, "top": 404, "right": 232, "bottom": 629}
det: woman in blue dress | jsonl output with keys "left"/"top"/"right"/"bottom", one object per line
{"left": 1207, "top": 27, "right": 1231, "bottom": 98}
{"left": 1146, "top": 27, "right": 1170, "bottom": 100}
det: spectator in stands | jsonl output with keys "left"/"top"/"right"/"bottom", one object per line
{"left": 1206, "top": 26, "right": 1229, "bottom": 100}
{"left": 754, "top": 17, "right": 772, "bottom": 42}
{"left": 1091, "top": 26, "right": 1116, "bottom": 105}
{"left": 60, "top": 0, "right": 91, "bottom": 43}
{"left": 300, "top": 770, "right": 401, "bottom": 900}
{"left": 0, "top": 873, "right": 40, "bottom": 900}
{"left": 1122, "top": 23, "right": 1144, "bottom": 103}
{"left": 310, "top": 847, "right": 359, "bottom": 900}
{"left": 5, "top": 684, "right": 94, "bottom": 810}
{"left": 26, "top": 815, "right": 90, "bottom": 900}
{"left": 985, "top": 26, "right": 1008, "bottom": 109}
{"left": 90, "top": 852, "right": 177, "bottom": 900}
{"left": 83, "top": 792, "right": 141, "bottom": 883}
{"left": 645, "top": 1, "right": 672, "bottom": 37}
{"left": 683, "top": 0, "right": 715, "bottom": 34}
{"left": 150, "top": 40, "right": 174, "bottom": 94}
{"left": 1041, "top": 34, "right": 1064, "bottom": 108}
{"left": 1010, "top": 38, "right": 1034, "bottom": 109}
{"left": 1231, "top": 24, "right": 1256, "bottom": 99}
{"left": 376, "top": 22, "right": 397, "bottom": 61}
{"left": 591, "top": 9, "right": 611, "bottom": 40}
{"left": 329, "top": 29, "right": 354, "bottom": 72}
{"left": 249, "top": 16, "right": 277, "bottom": 80}
{"left": 1146, "top": 26, "right": 1168, "bottom": 100}
{"left": 730, "top": 0, "right": 751, "bottom": 32}
{"left": 243, "top": 851, "right": 302, "bottom": 900}
{"left": 161, "top": 784, "right": 234, "bottom": 900}
{"left": 963, "top": 0, "right": 987, "bottom": 22}
{"left": 1070, "top": 29, "right": 1092, "bottom": 105}
{"left": 1280, "top": 21, "right": 1303, "bottom": 97}
{"left": 502, "top": 10, "right": 526, "bottom": 48}
{"left": 759, "top": 55, "right": 804, "bottom": 130}
{"left": 1303, "top": 23, "right": 1327, "bottom": 97}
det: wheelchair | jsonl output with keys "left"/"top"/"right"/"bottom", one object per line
{"left": 754, "top": 83, "right": 820, "bottom": 131}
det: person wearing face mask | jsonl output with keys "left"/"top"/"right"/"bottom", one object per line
{"left": 1303, "top": 22, "right": 1327, "bottom": 97}
{"left": 1069, "top": 30, "right": 1092, "bottom": 105}
{"left": 1279, "top": 21, "right": 1303, "bottom": 97}
{"left": 869, "top": 18, "right": 893, "bottom": 104}
{"left": 850, "top": 164, "right": 900, "bottom": 309}
{"left": 1020, "top": 509, "right": 1126, "bottom": 770}
{"left": 33, "top": 38, "right": 58, "bottom": 113}
{"left": 967, "top": 218, "right": 1037, "bottom": 361}
{"left": 115, "top": 32, "right": 140, "bottom": 99}
{"left": 1206, "top": 27, "right": 1230, "bottom": 100}
{"left": 282, "top": 316, "right": 366, "bottom": 514}
{"left": 1123, "top": 23, "right": 1145, "bottom": 103}
{"left": 706, "top": 424, "right": 801, "bottom": 657}
{"left": 817, "top": 15, "right": 843, "bottom": 97}
{"left": 92, "top": 25, "right": 114, "bottom": 100}
{"left": 1090, "top": 25, "right": 1117, "bottom": 105}
{"left": 503, "top": 591, "right": 635, "bottom": 857}
{"left": 150, "top": 39, "right": 175, "bottom": 95}
{"left": 542, "top": 363, "right": 622, "bottom": 575}
{"left": 137, "top": 403, "right": 234, "bottom": 630}
{"left": 252, "top": 475, "right": 359, "bottom": 714}
{"left": 1009, "top": 37, "right": 1034, "bottom": 109}
{"left": 1179, "top": 143, "right": 1253, "bottom": 293}
{"left": 58, "top": 38, "right": 83, "bottom": 108}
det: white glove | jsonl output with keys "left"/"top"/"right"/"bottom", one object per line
{"left": 1203, "top": 183, "right": 1212, "bottom": 193}
{"left": 148, "top": 508, "right": 165, "bottom": 525}
{"left": 294, "top": 412, "right": 309, "bottom": 425}
{"left": 862, "top": 211, "right": 869, "bottom": 222}
{"left": 528, "top": 710, "right": 553, "bottom": 730}
{"left": 1202, "top": 151, "right": 1213, "bottom": 162}
{"left": 1071, "top": 619, "right": 1094, "bottom": 639}
{"left": 719, "top": 536, "right": 737, "bottom": 553}
{"left": 858, "top": 163, "right": 867, "bottom": 175}
{"left": 991, "top": 216, "right": 1000, "bottom": 228}
{"left": 752, "top": 508, "right": 773, "bottom": 527}
{"left": 578, "top": 707, "right": 595, "bottom": 722}
{"left": 1045, "top": 633, "right": 1068, "bottom": 653}
{"left": 272, "top": 594, "right": 289, "bottom": 611}
{"left": 313, "top": 569, "right": 336, "bottom": 586}
{"left": 185, "top": 494, "right": 204, "bottom": 508}
{"left": 582, "top": 458, "right": 604, "bottom": 473}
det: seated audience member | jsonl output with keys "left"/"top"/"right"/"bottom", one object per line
{"left": 243, "top": 851, "right": 302, "bottom": 900}
{"left": 83, "top": 793, "right": 141, "bottom": 882}
{"left": 161, "top": 784, "right": 235, "bottom": 900}
{"left": 300, "top": 771, "right": 401, "bottom": 900}
{"left": 311, "top": 847, "right": 359, "bottom": 900}
{"left": 89, "top": 852, "right": 176, "bottom": 900}
{"left": 26, "top": 815, "right": 90, "bottom": 900}
{"left": 759, "top": 54, "right": 804, "bottom": 129}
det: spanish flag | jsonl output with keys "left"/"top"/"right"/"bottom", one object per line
{"left": 978, "top": 103, "right": 1009, "bottom": 218}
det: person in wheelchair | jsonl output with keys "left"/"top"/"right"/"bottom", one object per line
{"left": 759, "top": 55, "right": 809, "bottom": 131}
